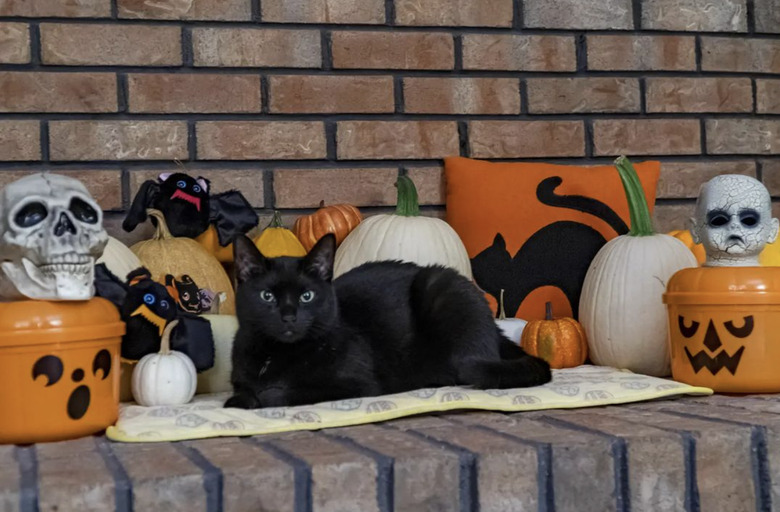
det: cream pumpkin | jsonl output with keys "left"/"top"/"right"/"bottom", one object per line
{"left": 97, "top": 236, "right": 142, "bottom": 282}
{"left": 131, "top": 320, "right": 197, "bottom": 406}
{"left": 579, "top": 157, "right": 697, "bottom": 377}
{"left": 334, "top": 176, "right": 472, "bottom": 279}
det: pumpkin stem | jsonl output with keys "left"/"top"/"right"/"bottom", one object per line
{"left": 146, "top": 209, "right": 174, "bottom": 240}
{"left": 267, "top": 210, "right": 284, "bottom": 229}
{"left": 614, "top": 156, "right": 654, "bottom": 237}
{"left": 318, "top": 200, "right": 326, "bottom": 209}
{"left": 395, "top": 175, "right": 420, "bottom": 217}
{"left": 159, "top": 319, "right": 179, "bottom": 355}
{"left": 498, "top": 289, "right": 507, "bottom": 320}
{"left": 545, "top": 301, "right": 553, "bottom": 320}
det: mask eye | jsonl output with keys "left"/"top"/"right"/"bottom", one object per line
{"left": 176, "top": 180, "right": 186, "bottom": 189}
{"left": 192, "top": 185, "right": 201, "bottom": 193}
{"left": 260, "top": 290, "right": 275, "bottom": 303}
{"left": 69, "top": 197, "right": 98, "bottom": 224}
{"left": 143, "top": 293, "right": 155, "bottom": 305}
{"left": 678, "top": 316, "right": 700, "bottom": 338}
{"left": 724, "top": 315, "right": 754, "bottom": 338}
{"left": 14, "top": 201, "right": 48, "bottom": 228}
{"left": 160, "top": 300, "right": 169, "bottom": 310}
{"left": 300, "top": 291, "right": 315, "bottom": 303}
{"left": 707, "top": 210, "right": 730, "bottom": 228}
{"left": 740, "top": 210, "right": 760, "bottom": 228}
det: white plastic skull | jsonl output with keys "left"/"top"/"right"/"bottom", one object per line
{"left": 690, "top": 174, "right": 779, "bottom": 267}
{"left": 0, "top": 173, "right": 108, "bottom": 300}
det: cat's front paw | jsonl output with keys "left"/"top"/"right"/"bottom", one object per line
{"left": 224, "top": 393, "right": 261, "bottom": 409}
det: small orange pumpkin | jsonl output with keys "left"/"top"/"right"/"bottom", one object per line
{"left": 668, "top": 229, "right": 706, "bottom": 265}
{"left": 293, "top": 201, "right": 363, "bottom": 251}
{"left": 521, "top": 302, "right": 588, "bottom": 369}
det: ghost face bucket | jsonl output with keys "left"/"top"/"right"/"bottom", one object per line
{"left": 0, "top": 298, "right": 124, "bottom": 444}
{"left": 664, "top": 266, "right": 780, "bottom": 393}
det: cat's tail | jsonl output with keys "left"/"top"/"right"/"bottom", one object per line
{"left": 457, "top": 332, "right": 552, "bottom": 389}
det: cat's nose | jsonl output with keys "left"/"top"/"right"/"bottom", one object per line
{"left": 282, "top": 314, "right": 296, "bottom": 323}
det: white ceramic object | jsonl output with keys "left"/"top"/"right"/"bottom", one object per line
{"left": 0, "top": 173, "right": 108, "bottom": 301}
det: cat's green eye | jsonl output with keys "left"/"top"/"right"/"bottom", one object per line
{"left": 300, "top": 291, "right": 315, "bottom": 303}
{"left": 260, "top": 290, "right": 275, "bottom": 303}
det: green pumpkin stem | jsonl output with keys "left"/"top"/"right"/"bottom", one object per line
{"left": 267, "top": 210, "right": 284, "bottom": 229}
{"left": 498, "top": 289, "right": 507, "bottom": 320}
{"left": 545, "top": 301, "right": 553, "bottom": 320}
{"left": 395, "top": 175, "right": 420, "bottom": 217}
{"left": 614, "top": 156, "right": 654, "bottom": 237}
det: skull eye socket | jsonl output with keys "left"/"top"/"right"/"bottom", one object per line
{"left": 69, "top": 197, "right": 98, "bottom": 224}
{"left": 707, "top": 210, "right": 730, "bottom": 228}
{"left": 14, "top": 201, "right": 48, "bottom": 228}
{"left": 740, "top": 210, "right": 760, "bottom": 228}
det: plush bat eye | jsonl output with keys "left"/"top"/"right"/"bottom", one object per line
{"left": 143, "top": 293, "right": 156, "bottom": 305}
{"left": 260, "top": 290, "right": 275, "bottom": 303}
{"left": 193, "top": 185, "right": 201, "bottom": 193}
{"left": 176, "top": 180, "right": 186, "bottom": 189}
{"left": 160, "top": 299, "right": 170, "bottom": 310}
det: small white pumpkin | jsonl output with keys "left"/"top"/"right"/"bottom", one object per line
{"left": 334, "top": 175, "right": 473, "bottom": 279}
{"left": 579, "top": 157, "right": 697, "bottom": 377}
{"left": 96, "top": 236, "right": 142, "bottom": 282}
{"left": 131, "top": 320, "right": 197, "bottom": 406}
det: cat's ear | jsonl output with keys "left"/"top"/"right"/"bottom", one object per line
{"left": 303, "top": 234, "right": 335, "bottom": 281}
{"left": 233, "top": 234, "right": 266, "bottom": 284}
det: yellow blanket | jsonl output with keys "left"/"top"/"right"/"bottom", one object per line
{"left": 106, "top": 365, "right": 712, "bottom": 443}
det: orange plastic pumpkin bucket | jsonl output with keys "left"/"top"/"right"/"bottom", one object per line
{"left": 0, "top": 298, "right": 124, "bottom": 444}
{"left": 664, "top": 266, "right": 780, "bottom": 393}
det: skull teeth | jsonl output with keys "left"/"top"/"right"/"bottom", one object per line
{"left": 47, "top": 254, "right": 91, "bottom": 265}
{"left": 39, "top": 263, "right": 91, "bottom": 275}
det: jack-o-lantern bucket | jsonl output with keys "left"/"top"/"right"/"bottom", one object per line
{"left": 664, "top": 266, "right": 780, "bottom": 393}
{"left": 0, "top": 298, "right": 124, "bottom": 444}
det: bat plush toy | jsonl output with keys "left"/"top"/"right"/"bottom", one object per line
{"left": 94, "top": 264, "right": 215, "bottom": 372}
{"left": 122, "top": 172, "right": 258, "bottom": 247}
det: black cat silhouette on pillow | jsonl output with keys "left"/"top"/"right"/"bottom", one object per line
{"left": 445, "top": 157, "right": 660, "bottom": 320}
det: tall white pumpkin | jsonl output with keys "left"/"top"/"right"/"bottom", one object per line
{"left": 579, "top": 157, "right": 697, "bottom": 377}
{"left": 96, "top": 236, "right": 142, "bottom": 281}
{"left": 334, "top": 175, "right": 472, "bottom": 279}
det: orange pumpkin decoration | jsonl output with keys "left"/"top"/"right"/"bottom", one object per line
{"left": 668, "top": 229, "right": 706, "bottom": 265}
{"left": 521, "top": 302, "right": 588, "bottom": 369}
{"left": 195, "top": 225, "right": 235, "bottom": 263}
{"left": 293, "top": 201, "right": 363, "bottom": 251}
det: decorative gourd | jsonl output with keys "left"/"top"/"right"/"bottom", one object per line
{"left": 97, "top": 236, "right": 142, "bottom": 281}
{"left": 668, "top": 230, "right": 706, "bottom": 265}
{"left": 520, "top": 301, "right": 588, "bottom": 369}
{"left": 293, "top": 201, "right": 362, "bottom": 251}
{"left": 130, "top": 209, "right": 235, "bottom": 314}
{"left": 495, "top": 289, "right": 527, "bottom": 344}
{"left": 334, "top": 176, "right": 473, "bottom": 279}
{"left": 579, "top": 157, "right": 697, "bottom": 376}
{"left": 195, "top": 226, "right": 234, "bottom": 263}
{"left": 131, "top": 320, "right": 197, "bottom": 406}
{"left": 254, "top": 211, "right": 307, "bottom": 258}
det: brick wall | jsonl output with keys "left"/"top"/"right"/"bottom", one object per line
{"left": 0, "top": 0, "right": 779, "bottom": 242}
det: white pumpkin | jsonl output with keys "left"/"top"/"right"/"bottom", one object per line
{"left": 131, "top": 320, "right": 197, "bottom": 406}
{"left": 334, "top": 176, "right": 473, "bottom": 279}
{"left": 579, "top": 157, "right": 697, "bottom": 377}
{"left": 97, "top": 236, "right": 142, "bottom": 281}
{"left": 196, "top": 314, "right": 238, "bottom": 394}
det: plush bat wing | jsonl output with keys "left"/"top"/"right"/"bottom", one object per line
{"left": 123, "top": 179, "right": 160, "bottom": 233}
{"left": 209, "top": 190, "right": 259, "bottom": 247}
{"left": 169, "top": 314, "right": 215, "bottom": 372}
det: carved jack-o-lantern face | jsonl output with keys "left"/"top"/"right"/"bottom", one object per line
{"left": 31, "top": 349, "right": 113, "bottom": 420}
{"left": 678, "top": 315, "right": 753, "bottom": 375}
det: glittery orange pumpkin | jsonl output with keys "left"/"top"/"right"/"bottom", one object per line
{"left": 521, "top": 302, "right": 588, "bottom": 369}
{"left": 293, "top": 202, "right": 362, "bottom": 252}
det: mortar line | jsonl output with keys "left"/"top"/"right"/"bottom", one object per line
{"left": 747, "top": 0, "right": 756, "bottom": 34}
{"left": 39, "top": 120, "right": 49, "bottom": 162}
{"left": 631, "top": 0, "right": 642, "bottom": 30}
{"left": 117, "top": 73, "right": 129, "bottom": 113}
{"left": 321, "top": 30, "right": 333, "bottom": 71}
{"left": 260, "top": 74, "right": 270, "bottom": 113}
{"left": 454, "top": 34, "right": 463, "bottom": 72}
{"left": 252, "top": 0, "right": 262, "bottom": 22}
{"left": 29, "top": 23, "right": 41, "bottom": 65}
{"left": 322, "top": 432, "right": 394, "bottom": 512}
{"left": 752, "top": 78, "right": 758, "bottom": 114}
{"left": 174, "top": 443, "right": 224, "bottom": 512}
{"left": 95, "top": 437, "right": 133, "bottom": 512}
{"left": 181, "top": 27, "right": 194, "bottom": 67}
{"left": 252, "top": 439, "right": 312, "bottom": 512}
{"left": 458, "top": 121, "right": 470, "bottom": 157}
{"left": 513, "top": 0, "right": 524, "bottom": 29}
{"left": 394, "top": 76, "right": 404, "bottom": 114}
{"left": 14, "top": 445, "right": 39, "bottom": 512}
{"left": 263, "top": 167, "right": 275, "bottom": 209}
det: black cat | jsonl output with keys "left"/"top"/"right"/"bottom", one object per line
{"left": 225, "top": 234, "right": 552, "bottom": 409}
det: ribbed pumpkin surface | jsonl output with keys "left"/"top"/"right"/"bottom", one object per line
{"left": 130, "top": 209, "right": 235, "bottom": 315}
{"left": 294, "top": 204, "right": 362, "bottom": 251}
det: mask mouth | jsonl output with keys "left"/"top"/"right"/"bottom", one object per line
{"left": 171, "top": 189, "right": 201, "bottom": 211}
{"left": 130, "top": 304, "right": 168, "bottom": 337}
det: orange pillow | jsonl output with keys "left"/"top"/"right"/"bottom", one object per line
{"left": 445, "top": 157, "right": 660, "bottom": 321}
